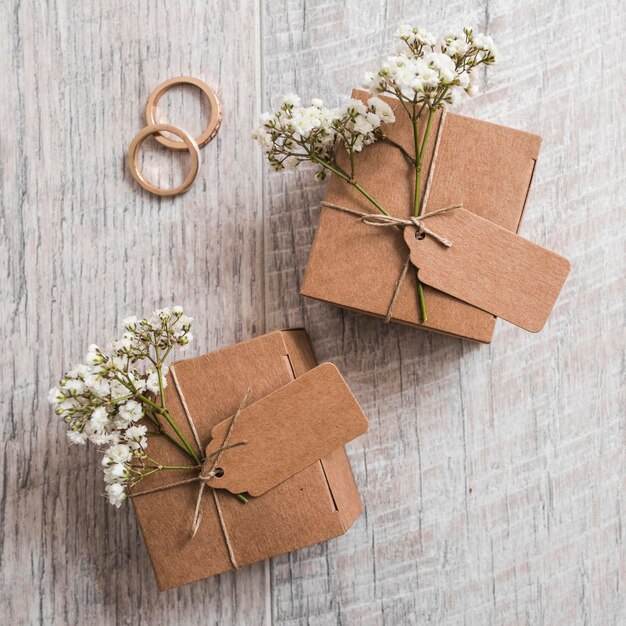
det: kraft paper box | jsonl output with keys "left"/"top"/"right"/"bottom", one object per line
{"left": 301, "top": 89, "right": 543, "bottom": 343}
{"left": 131, "top": 329, "right": 367, "bottom": 590}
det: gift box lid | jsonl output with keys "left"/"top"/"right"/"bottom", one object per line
{"left": 131, "top": 330, "right": 365, "bottom": 590}
{"left": 301, "top": 90, "right": 542, "bottom": 342}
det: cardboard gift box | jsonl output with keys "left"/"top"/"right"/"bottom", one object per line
{"left": 131, "top": 329, "right": 367, "bottom": 590}
{"left": 301, "top": 89, "right": 544, "bottom": 343}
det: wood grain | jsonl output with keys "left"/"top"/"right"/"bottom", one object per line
{"left": 1, "top": 0, "right": 625, "bottom": 624}
{"left": 0, "top": 1, "right": 269, "bottom": 624}
{"left": 262, "top": 1, "right": 625, "bottom": 625}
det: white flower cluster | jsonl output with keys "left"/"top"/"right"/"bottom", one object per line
{"left": 48, "top": 307, "right": 193, "bottom": 507}
{"left": 364, "top": 25, "right": 497, "bottom": 107}
{"left": 251, "top": 93, "right": 395, "bottom": 180}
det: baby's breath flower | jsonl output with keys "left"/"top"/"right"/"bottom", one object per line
{"left": 124, "top": 424, "right": 148, "bottom": 451}
{"left": 178, "top": 333, "right": 192, "bottom": 350}
{"left": 85, "top": 344, "right": 105, "bottom": 365}
{"left": 105, "top": 483, "right": 126, "bottom": 508}
{"left": 105, "top": 443, "right": 133, "bottom": 464}
{"left": 365, "top": 25, "right": 497, "bottom": 108}
{"left": 122, "top": 316, "right": 138, "bottom": 331}
{"left": 67, "top": 430, "right": 87, "bottom": 445}
{"left": 119, "top": 400, "right": 143, "bottom": 424}
{"left": 49, "top": 307, "right": 196, "bottom": 508}
{"left": 367, "top": 97, "right": 395, "bottom": 124}
{"left": 395, "top": 24, "right": 436, "bottom": 51}
{"left": 146, "top": 371, "right": 161, "bottom": 394}
{"left": 63, "top": 378, "right": 85, "bottom": 395}
{"left": 252, "top": 95, "right": 394, "bottom": 178}
{"left": 281, "top": 93, "right": 301, "bottom": 108}
{"left": 48, "top": 387, "right": 64, "bottom": 405}
{"left": 103, "top": 463, "right": 128, "bottom": 484}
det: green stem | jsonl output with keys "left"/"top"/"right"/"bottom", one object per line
{"left": 417, "top": 109, "right": 435, "bottom": 203}
{"left": 352, "top": 182, "right": 390, "bottom": 216}
{"left": 143, "top": 464, "right": 200, "bottom": 471}
{"left": 412, "top": 114, "right": 421, "bottom": 218}
{"left": 150, "top": 350, "right": 197, "bottom": 460}
{"left": 381, "top": 135, "right": 416, "bottom": 166}
{"left": 413, "top": 107, "right": 435, "bottom": 217}
{"left": 153, "top": 428, "right": 196, "bottom": 458}
{"left": 349, "top": 145, "right": 355, "bottom": 180}
{"left": 310, "top": 155, "right": 351, "bottom": 181}
{"left": 417, "top": 282, "right": 428, "bottom": 324}
{"left": 310, "top": 155, "right": 390, "bottom": 217}
{"left": 154, "top": 344, "right": 168, "bottom": 411}
{"left": 135, "top": 391, "right": 200, "bottom": 465}
{"left": 411, "top": 106, "right": 436, "bottom": 323}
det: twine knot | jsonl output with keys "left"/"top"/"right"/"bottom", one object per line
{"left": 189, "top": 389, "right": 250, "bottom": 541}
{"left": 131, "top": 384, "right": 252, "bottom": 570}
{"left": 357, "top": 210, "right": 455, "bottom": 247}
{"left": 320, "top": 201, "right": 462, "bottom": 323}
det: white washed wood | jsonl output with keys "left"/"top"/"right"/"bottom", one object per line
{"left": 1, "top": 0, "right": 625, "bottom": 624}
{"left": 262, "top": 1, "right": 625, "bottom": 625}
{"left": 0, "top": 1, "right": 270, "bottom": 624}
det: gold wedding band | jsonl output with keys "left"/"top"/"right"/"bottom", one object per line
{"left": 145, "top": 76, "right": 222, "bottom": 150}
{"left": 127, "top": 123, "right": 200, "bottom": 197}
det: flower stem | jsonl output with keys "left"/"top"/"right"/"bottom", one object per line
{"left": 417, "top": 282, "right": 428, "bottom": 323}
{"left": 154, "top": 344, "right": 168, "bottom": 411}
{"left": 412, "top": 106, "right": 436, "bottom": 323}
{"left": 154, "top": 428, "right": 196, "bottom": 458}
{"left": 413, "top": 107, "right": 435, "bottom": 217}
{"left": 135, "top": 392, "right": 200, "bottom": 464}
{"left": 143, "top": 464, "right": 200, "bottom": 471}
{"left": 115, "top": 368, "right": 200, "bottom": 463}
{"left": 413, "top": 116, "right": 421, "bottom": 218}
{"left": 310, "top": 155, "right": 390, "bottom": 216}
{"left": 352, "top": 182, "right": 391, "bottom": 216}
{"left": 380, "top": 134, "right": 416, "bottom": 166}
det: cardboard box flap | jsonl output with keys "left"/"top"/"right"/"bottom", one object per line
{"left": 423, "top": 111, "right": 542, "bottom": 231}
{"left": 204, "top": 363, "right": 368, "bottom": 497}
{"left": 301, "top": 89, "right": 544, "bottom": 342}
{"left": 131, "top": 331, "right": 365, "bottom": 589}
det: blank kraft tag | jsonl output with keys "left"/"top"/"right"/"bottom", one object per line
{"left": 204, "top": 363, "right": 368, "bottom": 497}
{"left": 404, "top": 208, "right": 571, "bottom": 332}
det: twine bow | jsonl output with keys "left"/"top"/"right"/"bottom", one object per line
{"left": 320, "top": 201, "right": 462, "bottom": 322}
{"left": 131, "top": 370, "right": 251, "bottom": 570}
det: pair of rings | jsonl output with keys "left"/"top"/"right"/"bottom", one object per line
{"left": 128, "top": 76, "right": 221, "bottom": 197}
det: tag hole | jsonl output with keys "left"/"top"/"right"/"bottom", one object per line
{"left": 415, "top": 232, "right": 426, "bottom": 240}
{"left": 214, "top": 467, "right": 224, "bottom": 478}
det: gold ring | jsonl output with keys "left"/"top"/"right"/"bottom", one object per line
{"left": 127, "top": 123, "right": 200, "bottom": 197}
{"left": 145, "top": 76, "right": 221, "bottom": 150}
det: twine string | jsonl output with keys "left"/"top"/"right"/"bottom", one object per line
{"left": 320, "top": 201, "right": 462, "bottom": 322}
{"left": 320, "top": 201, "right": 459, "bottom": 247}
{"left": 190, "top": 388, "right": 250, "bottom": 542}
{"left": 131, "top": 374, "right": 252, "bottom": 570}
{"left": 170, "top": 366, "right": 203, "bottom": 452}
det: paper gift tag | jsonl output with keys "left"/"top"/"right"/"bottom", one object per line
{"left": 204, "top": 363, "right": 368, "bottom": 497}
{"left": 403, "top": 207, "right": 571, "bottom": 332}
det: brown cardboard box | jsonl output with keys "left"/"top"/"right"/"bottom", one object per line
{"left": 301, "top": 89, "right": 542, "bottom": 342}
{"left": 131, "top": 329, "right": 366, "bottom": 590}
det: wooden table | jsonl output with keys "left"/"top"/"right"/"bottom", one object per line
{"left": 2, "top": 1, "right": 624, "bottom": 624}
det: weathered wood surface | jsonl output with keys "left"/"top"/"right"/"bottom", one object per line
{"left": 1, "top": 0, "right": 624, "bottom": 624}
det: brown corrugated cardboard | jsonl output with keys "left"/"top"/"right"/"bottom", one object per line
{"left": 301, "top": 89, "right": 544, "bottom": 342}
{"left": 131, "top": 330, "right": 366, "bottom": 590}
